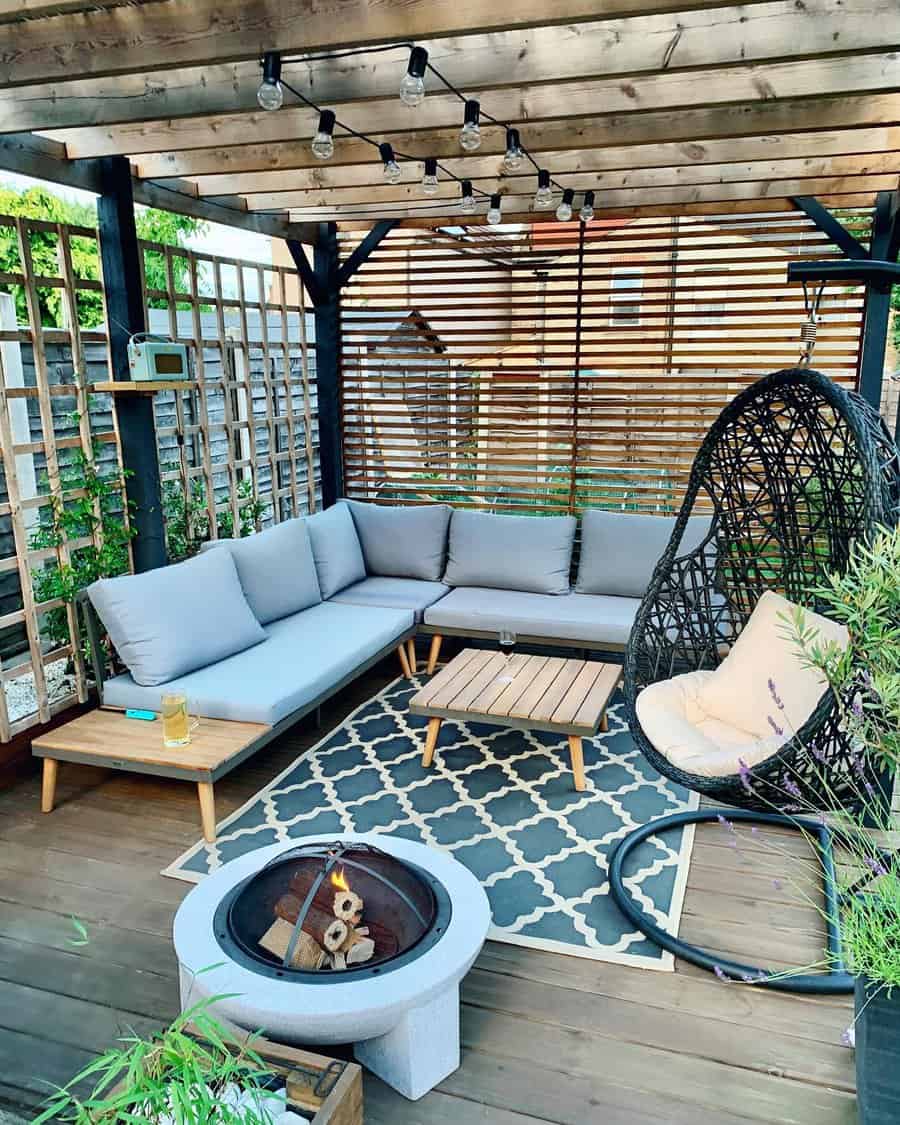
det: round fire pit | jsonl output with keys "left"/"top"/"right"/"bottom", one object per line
{"left": 174, "top": 833, "right": 491, "bottom": 1100}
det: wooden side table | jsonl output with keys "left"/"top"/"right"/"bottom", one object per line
{"left": 409, "top": 648, "right": 622, "bottom": 791}
{"left": 32, "top": 707, "right": 270, "bottom": 842}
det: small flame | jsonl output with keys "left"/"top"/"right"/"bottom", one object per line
{"left": 330, "top": 867, "right": 350, "bottom": 892}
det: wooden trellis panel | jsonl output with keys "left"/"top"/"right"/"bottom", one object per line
{"left": 0, "top": 214, "right": 125, "bottom": 740}
{"left": 140, "top": 241, "right": 318, "bottom": 540}
{"left": 339, "top": 206, "right": 872, "bottom": 515}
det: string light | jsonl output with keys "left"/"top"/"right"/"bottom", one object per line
{"left": 460, "top": 179, "right": 477, "bottom": 214}
{"left": 379, "top": 142, "right": 402, "bottom": 184}
{"left": 400, "top": 46, "right": 428, "bottom": 107}
{"left": 501, "top": 128, "right": 525, "bottom": 173}
{"left": 422, "top": 157, "right": 439, "bottom": 195}
{"left": 257, "top": 51, "right": 283, "bottom": 111}
{"left": 459, "top": 99, "right": 482, "bottom": 151}
{"left": 534, "top": 169, "right": 553, "bottom": 210}
{"left": 251, "top": 43, "right": 602, "bottom": 222}
{"left": 556, "top": 188, "right": 575, "bottom": 222}
{"left": 311, "top": 109, "right": 336, "bottom": 160}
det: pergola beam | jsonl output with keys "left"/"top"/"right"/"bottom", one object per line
{"left": 129, "top": 92, "right": 900, "bottom": 181}
{"left": 8, "top": 0, "right": 897, "bottom": 134}
{"left": 0, "top": 0, "right": 779, "bottom": 89}
{"left": 52, "top": 51, "right": 900, "bottom": 162}
{"left": 790, "top": 196, "right": 869, "bottom": 258}
{"left": 0, "top": 132, "right": 317, "bottom": 243}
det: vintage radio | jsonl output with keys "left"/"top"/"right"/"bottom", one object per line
{"left": 127, "top": 334, "right": 191, "bottom": 381}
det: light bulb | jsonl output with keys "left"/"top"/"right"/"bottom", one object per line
{"left": 501, "top": 128, "right": 524, "bottom": 173}
{"left": 579, "top": 191, "right": 595, "bottom": 223}
{"left": 400, "top": 47, "right": 428, "bottom": 107}
{"left": 422, "top": 157, "right": 439, "bottom": 195}
{"left": 460, "top": 99, "right": 482, "bottom": 151}
{"left": 311, "top": 109, "right": 335, "bottom": 160}
{"left": 379, "top": 143, "right": 402, "bottom": 185}
{"left": 534, "top": 169, "right": 553, "bottom": 209}
{"left": 487, "top": 194, "right": 502, "bottom": 225}
{"left": 460, "top": 180, "right": 477, "bottom": 214}
{"left": 257, "top": 51, "right": 283, "bottom": 111}
{"left": 556, "top": 188, "right": 575, "bottom": 222}
{"left": 400, "top": 73, "right": 426, "bottom": 107}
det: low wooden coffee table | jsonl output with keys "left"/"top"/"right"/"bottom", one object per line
{"left": 32, "top": 707, "right": 270, "bottom": 842}
{"left": 409, "top": 648, "right": 622, "bottom": 791}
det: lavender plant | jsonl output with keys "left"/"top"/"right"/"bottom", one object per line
{"left": 714, "top": 524, "right": 900, "bottom": 997}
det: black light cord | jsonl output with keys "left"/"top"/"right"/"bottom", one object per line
{"left": 273, "top": 42, "right": 576, "bottom": 204}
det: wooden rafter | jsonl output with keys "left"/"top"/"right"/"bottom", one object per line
{"left": 12, "top": 0, "right": 896, "bottom": 135}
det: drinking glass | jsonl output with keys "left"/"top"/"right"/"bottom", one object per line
{"left": 496, "top": 628, "right": 517, "bottom": 683}
{"left": 161, "top": 692, "right": 198, "bottom": 747}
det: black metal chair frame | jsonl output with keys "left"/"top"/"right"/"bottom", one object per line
{"left": 608, "top": 367, "right": 900, "bottom": 991}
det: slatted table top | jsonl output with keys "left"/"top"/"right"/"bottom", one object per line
{"left": 32, "top": 707, "right": 270, "bottom": 779}
{"left": 410, "top": 649, "right": 622, "bottom": 737}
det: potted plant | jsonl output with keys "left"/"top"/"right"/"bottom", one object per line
{"left": 31, "top": 998, "right": 298, "bottom": 1124}
{"left": 715, "top": 523, "right": 900, "bottom": 1125}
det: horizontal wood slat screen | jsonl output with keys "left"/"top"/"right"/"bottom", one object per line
{"left": 339, "top": 207, "right": 870, "bottom": 515}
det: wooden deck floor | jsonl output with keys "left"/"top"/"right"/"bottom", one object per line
{"left": 0, "top": 664, "right": 857, "bottom": 1125}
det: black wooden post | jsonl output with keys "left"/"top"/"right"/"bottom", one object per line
{"left": 312, "top": 222, "right": 343, "bottom": 508}
{"left": 97, "top": 155, "right": 167, "bottom": 571}
{"left": 858, "top": 191, "right": 898, "bottom": 411}
{"left": 287, "top": 219, "right": 397, "bottom": 509}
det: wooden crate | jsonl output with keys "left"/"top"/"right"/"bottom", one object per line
{"left": 251, "top": 1035, "right": 363, "bottom": 1125}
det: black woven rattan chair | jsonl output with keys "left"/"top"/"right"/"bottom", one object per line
{"left": 608, "top": 367, "right": 900, "bottom": 992}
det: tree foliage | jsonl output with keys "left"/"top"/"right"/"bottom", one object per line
{"left": 0, "top": 185, "right": 206, "bottom": 326}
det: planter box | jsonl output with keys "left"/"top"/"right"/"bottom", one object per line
{"left": 855, "top": 977, "right": 900, "bottom": 1125}
{"left": 251, "top": 1035, "right": 363, "bottom": 1125}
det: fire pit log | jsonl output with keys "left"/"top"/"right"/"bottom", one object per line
{"left": 287, "top": 870, "right": 364, "bottom": 923}
{"left": 339, "top": 928, "right": 376, "bottom": 965}
{"left": 258, "top": 918, "right": 327, "bottom": 970}
{"left": 274, "top": 895, "right": 348, "bottom": 953}
{"left": 364, "top": 919, "right": 401, "bottom": 959}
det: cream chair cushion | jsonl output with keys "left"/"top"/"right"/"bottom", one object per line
{"left": 635, "top": 590, "right": 848, "bottom": 779}
{"left": 696, "top": 589, "right": 847, "bottom": 741}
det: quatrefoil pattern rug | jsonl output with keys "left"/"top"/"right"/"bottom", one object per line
{"left": 164, "top": 674, "right": 698, "bottom": 970}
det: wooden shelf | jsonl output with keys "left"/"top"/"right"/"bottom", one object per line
{"left": 93, "top": 380, "right": 194, "bottom": 394}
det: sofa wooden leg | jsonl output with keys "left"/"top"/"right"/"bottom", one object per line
{"left": 568, "top": 736, "right": 586, "bottom": 792}
{"left": 397, "top": 643, "right": 412, "bottom": 678}
{"left": 426, "top": 634, "right": 443, "bottom": 675}
{"left": 422, "top": 717, "right": 442, "bottom": 768}
{"left": 41, "top": 758, "right": 58, "bottom": 813}
{"left": 197, "top": 781, "right": 217, "bottom": 842}
{"left": 406, "top": 637, "right": 418, "bottom": 675}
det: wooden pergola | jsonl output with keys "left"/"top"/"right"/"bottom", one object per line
{"left": 0, "top": 0, "right": 898, "bottom": 561}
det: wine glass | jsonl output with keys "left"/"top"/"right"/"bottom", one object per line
{"left": 496, "top": 628, "right": 517, "bottom": 683}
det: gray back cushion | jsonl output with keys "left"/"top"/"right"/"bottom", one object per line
{"left": 576, "top": 510, "right": 712, "bottom": 598}
{"left": 346, "top": 500, "right": 451, "bottom": 580}
{"left": 305, "top": 502, "right": 367, "bottom": 599}
{"left": 443, "top": 509, "right": 576, "bottom": 595}
{"left": 200, "top": 519, "right": 321, "bottom": 624}
{"left": 88, "top": 548, "right": 266, "bottom": 687}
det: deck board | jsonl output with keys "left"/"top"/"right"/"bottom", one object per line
{"left": 0, "top": 665, "right": 857, "bottom": 1124}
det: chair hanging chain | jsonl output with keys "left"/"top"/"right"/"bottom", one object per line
{"left": 799, "top": 281, "right": 827, "bottom": 366}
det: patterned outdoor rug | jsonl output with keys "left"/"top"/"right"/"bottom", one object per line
{"left": 164, "top": 673, "right": 698, "bottom": 971}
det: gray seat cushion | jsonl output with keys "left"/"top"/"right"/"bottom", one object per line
{"left": 576, "top": 510, "right": 712, "bottom": 598}
{"left": 330, "top": 576, "right": 450, "bottom": 622}
{"left": 102, "top": 602, "right": 414, "bottom": 725}
{"left": 423, "top": 586, "right": 639, "bottom": 647}
{"left": 346, "top": 500, "right": 451, "bottom": 581}
{"left": 88, "top": 549, "right": 265, "bottom": 687}
{"left": 199, "top": 519, "right": 321, "bottom": 624}
{"left": 305, "top": 502, "right": 366, "bottom": 598}
{"left": 443, "top": 509, "right": 576, "bottom": 595}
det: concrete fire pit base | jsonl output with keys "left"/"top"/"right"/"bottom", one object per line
{"left": 173, "top": 833, "right": 491, "bottom": 1100}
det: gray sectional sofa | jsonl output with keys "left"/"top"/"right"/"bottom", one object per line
{"left": 84, "top": 501, "right": 707, "bottom": 736}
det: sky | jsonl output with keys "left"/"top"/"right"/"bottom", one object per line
{"left": 0, "top": 170, "right": 274, "bottom": 267}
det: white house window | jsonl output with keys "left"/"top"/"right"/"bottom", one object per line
{"left": 609, "top": 268, "right": 643, "bottom": 326}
